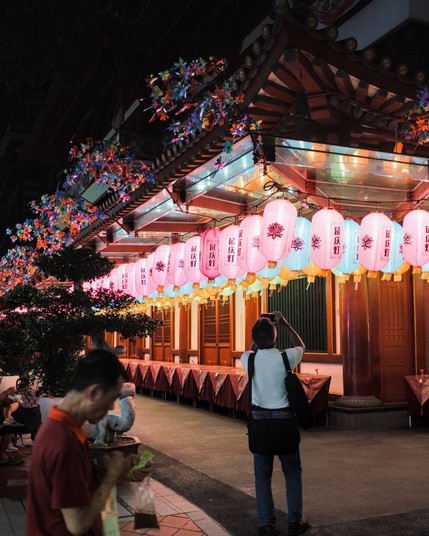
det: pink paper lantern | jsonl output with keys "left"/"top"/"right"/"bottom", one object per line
{"left": 134, "top": 257, "right": 154, "bottom": 297}
{"left": 402, "top": 209, "right": 429, "bottom": 267}
{"left": 259, "top": 198, "right": 297, "bottom": 265}
{"left": 200, "top": 228, "right": 221, "bottom": 280}
{"left": 116, "top": 263, "right": 136, "bottom": 295}
{"left": 358, "top": 213, "right": 392, "bottom": 273}
{"left": 167, "top": 242, "right": 188, "bottom": 288}
{"left": 237, "top": 215, "right": 267, "bottom": 275}
{"left": 105, "top": 266, "right": 119, "bottom": 291}
{"left": 184, "top": 235, "right": 206, "bottom": 284}
{"left": 219, "top": 224, "right": 245, "bottom": 282}
{"left": 151, "top": 244, "right": 171, "bottom": 292}
{"left": 91, "top": 278, "right": 105, "bottom": 291}
{"left": 310, "top": 209, "right": 344, "bottom": 269}
{"left": 145, "top": 252, "right": 157, "bottom": 290}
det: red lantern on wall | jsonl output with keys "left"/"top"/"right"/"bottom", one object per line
{"left": 358, "top": 213, "right": 392, "bottom": 275}
{"left": 259, "top": 198, "right": 297, "bottom": 266}
{"left": 134, "top": 257, "right": 154, "bottom": 297}
{"left": 402, "top": 209, "right": 429, "bottom": 268}
{"left": 200, "top": 228, "right": 221, "bottom": 281}
{"left": 219, "top": 224, "right": 245, "bottom": 283}
{"left": 167, "top": 242, "right": 188, "bottom": 289}
{"left": 310, "top": 209, "right": 344, "bottom": 269}
{"left": 151, "top": 244, "right": 171, "bottom": 293}
{"left": 184, "top": 235, "right": 206, "bottom": 285}
{"left": 237, "top": 215, "right": 267, "bottom": 276}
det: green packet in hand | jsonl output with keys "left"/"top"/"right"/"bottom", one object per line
{"left": 126, "top": 450, "right": 154, "bottom": 479}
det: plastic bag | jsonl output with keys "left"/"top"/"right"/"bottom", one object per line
{"left": 102, "top": 485, "right": 120, "bottom": 536}
{"left": 134, "top": 476, "right": 159, "bottom": 530}
{"left": 126, "top": 449, "right": 154, "bottom": 480}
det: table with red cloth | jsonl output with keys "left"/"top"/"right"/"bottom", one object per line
{"left": 403, "top": 375, "right": 429, "bottom": 424}
{"left": 122, "top": 359, "right": 331, "bottom": 417}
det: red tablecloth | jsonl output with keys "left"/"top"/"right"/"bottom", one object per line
{"left": 404, "top": 375, "right": 429, "bottom": 416}
{"left": 121, "top": 360, "right": 331, "bottom": 415}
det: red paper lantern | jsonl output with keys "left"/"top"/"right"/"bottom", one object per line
{"left": 259, "top": 198, "right": 297, "bottom": 265}
{"left": 167, "top": 242, "right": 188, "bottom": 288}
{"left": 237, "top": 215, "right": 267, "bottom": 275}
{"left": 402, "top": 209, "right": 429, "bottom": 268}
{"left": 184, "top": 235, "right": 206, "bottom": 284}
{"left": 310, "top": 209, "right": 344, "bottom": 269}
{"left": 219, "top": 224, "right": 245, "bottom": 282}
{"left": 358, "top": 213, "right": 392, "bottom": 273}
{"left": 151, "top": 244, "right": 171, "bottom": 292}
{"left": 200, "top": 228, "right": 221, "bottom": 280}
{"left": 134, "top": 257, "right": 154, "bottom": 297}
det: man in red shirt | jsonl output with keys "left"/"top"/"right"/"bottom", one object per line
{"left": 27, "top": 349, "right": 141, "bottom": 536}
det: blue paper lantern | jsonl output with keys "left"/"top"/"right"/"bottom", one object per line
{"left": 336, "top": 219, "right": 360, "bottom": 274}
{"left": 284, "top": 217, "right": 311, "bottom": 271}
{"left": 257, "top": 261, "right": 282, "bottom": 279}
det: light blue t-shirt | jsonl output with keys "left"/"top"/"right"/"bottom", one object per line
{"left": 240, "top": 347, "right": 304, "bottom": 409}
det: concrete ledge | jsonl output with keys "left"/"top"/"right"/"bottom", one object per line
{"left": 328, "top": 402, "right": 408, "bottom": 430}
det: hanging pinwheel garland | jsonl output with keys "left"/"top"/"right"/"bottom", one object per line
{"left": 147, "top": 57, "right": 261, "bottom": 166}
{"left": 64, "top": 139, "right": 155, "bottom": 202}
{"left": 0, "top": 245, "right": 37, "bottom": 295}
{"left": 2, "top": 192, "right": 105, "bottom": 293}
{"left": 0, "top": 137, "right": 159, "bottom": 293}
{"left": 402, "top": 88, "right": 429, "bottom": 146}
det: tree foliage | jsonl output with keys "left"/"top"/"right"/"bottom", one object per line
{"left": 36, "top": 247, "right": 113, "bottom": 283}
{"left": 0, "top": 248, "right": 160, "bottom": 396}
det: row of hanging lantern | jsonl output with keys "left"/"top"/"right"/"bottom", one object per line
{"left": 89, "top": 198, "right": 429, "bottom": 300}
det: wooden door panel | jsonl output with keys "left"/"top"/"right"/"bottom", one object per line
{"left": 219, "top": 346, "right": 232, "bottom": 367}
{"left": 379, "top": 278, "right": 414, "bottom": 402}
{"left": 201, "top": 300, "right": 232, "bottom": 366}
{"left": 203, "top": 346, "right": 218, "bottom": 365}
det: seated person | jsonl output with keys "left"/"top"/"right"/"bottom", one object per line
{"left": 12, "top": 377, "right": 42, "bottom": 441}
{"left": 0, "top": 382, "right": 23, "bottom": 465}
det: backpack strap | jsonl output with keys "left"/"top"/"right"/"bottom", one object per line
{"left": 281, "top": 350, "right": 292, "bottom": 373}
{"left": 247, "top": 350, "right": 257, "bottom": 414}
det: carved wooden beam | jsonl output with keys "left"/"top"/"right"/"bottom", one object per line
{"left": 334, "top": 69, "right": 355, "bottom": 99}
{"left": 283, "top": 49, "right": 324, "bottom": 94}
{"left": 311, "top": 56, "right": 337, "bottom": 90}
{"left": 271, "top": 62, "right": 301, "bottom": 91}
{"left": 379, "top": 94, "right": 406, "bottom": 114}
{"left": 261, "top": 79, "right": 295, "bottom": 101}
{"left": 355, "top": 80, "right": 369, "bottom": 105}
{"left": 369, "top": 88, "right": 388, "bottom": 109}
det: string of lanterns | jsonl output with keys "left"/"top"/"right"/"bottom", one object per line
{"left": 89, "top": 198, "right": 429, "bottom": 310}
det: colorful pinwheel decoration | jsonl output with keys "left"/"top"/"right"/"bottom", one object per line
{"left": 147, "top": 56, "right": 261, "bottom": 166}
{"left": 402, "top": 88, "right": 429, "bottom": 146}
{"left": 64, "top": 139, "right": 155, "bottom": 202}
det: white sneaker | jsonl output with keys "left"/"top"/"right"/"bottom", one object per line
{"left": 6, "top": 444, "right": 18, "bottom": 453}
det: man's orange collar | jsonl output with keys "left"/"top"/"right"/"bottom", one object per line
{"left": 49, "top": 406, "right": 87, "bottom": 444}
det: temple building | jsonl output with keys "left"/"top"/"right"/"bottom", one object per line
{"left": 3, "top": 0, "right": 429, "bottom": 424}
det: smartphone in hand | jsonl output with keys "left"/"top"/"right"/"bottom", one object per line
{"left": 260, "top": 313, "right": 276, "bottom": 323}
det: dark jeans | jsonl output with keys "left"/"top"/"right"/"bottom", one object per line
{"left": 252, "top": 409, "right": 303, "bottom": 525}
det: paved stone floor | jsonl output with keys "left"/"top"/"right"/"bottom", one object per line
{"left": 2, "top": 392, "right": 429, "bottom": 535}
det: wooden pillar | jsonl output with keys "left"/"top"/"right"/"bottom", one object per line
{"left": 178, "top": 304, "right": 189, "bottom": 363}
{"left": 413, "top": 276, "right": 429, "bottom": 374}
{"left": 336, "top": 276, "right": 382, "bottom": 407}
{"left": 341, "top": 277, "right": 373, "bottom": 395}
{"left": 244, "top": 295, "right": 260, "bottom": 351}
